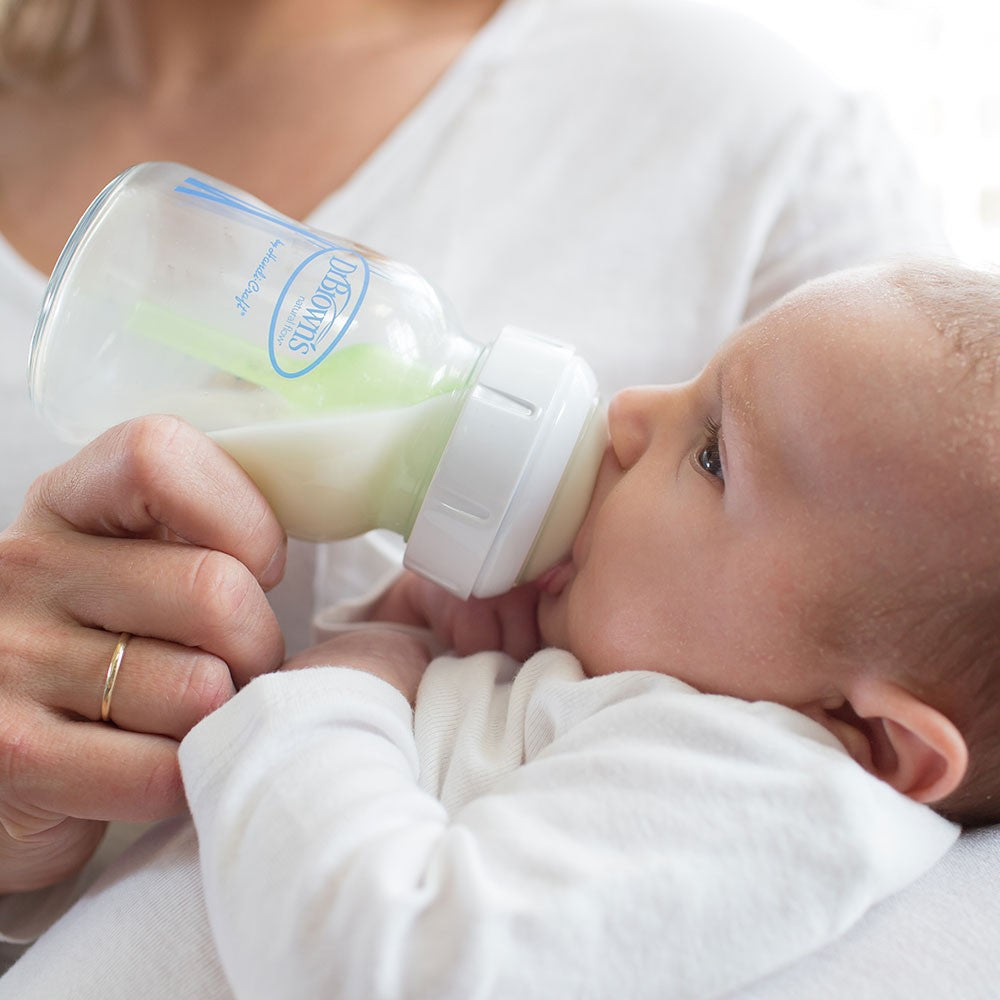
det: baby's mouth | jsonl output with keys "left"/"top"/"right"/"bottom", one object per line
{"left": 535, "top": 557, "right": 575, "bottom": 596}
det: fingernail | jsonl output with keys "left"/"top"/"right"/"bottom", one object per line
{"left": 261, "top": 541, "right": 287, "bottom": 589}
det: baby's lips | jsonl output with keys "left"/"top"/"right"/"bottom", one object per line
{"left": 533, "top": 557, "right": 574, "bottom": 596}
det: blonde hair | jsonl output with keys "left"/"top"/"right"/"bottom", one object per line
{"left": 813, "top": 259, "right": 1000, "bottom": 827}
{"left": 0, "top": 0, "right": 98, "bottom": 85}
{"left": 805, "top": 260, "right": 1000, "bottom": 827}
{"left": 888, "top": 259, "right": 1000, "bottom": 826}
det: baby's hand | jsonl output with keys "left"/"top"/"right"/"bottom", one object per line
{"left": 371, "top": 571, "right": 542, "bottom": 661}
{"left": 281, "top": 629, "right": 431, "bottom": 704}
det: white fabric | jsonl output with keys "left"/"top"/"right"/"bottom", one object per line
{"left": 736, "top": 824, "right": 1000, "bottom": 1000}
{"left": 1, "top": 0, "right": 995, "bottom": 991}
{"left": 0, "top": 654, "right": 958, "bottom": 998}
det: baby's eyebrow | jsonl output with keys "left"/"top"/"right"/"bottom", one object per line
{"left": 722, "top": 345, "right": 829, "bottom": 503}
{"left": 717, "top": 359, "right": 752, "bottom": 441}
{"left": 715, "top": 354, "right": 767, "bottom": 492}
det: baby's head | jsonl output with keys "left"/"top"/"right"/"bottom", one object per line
{"left": 537, "top": 259, "right": 1000, "bottom": 826}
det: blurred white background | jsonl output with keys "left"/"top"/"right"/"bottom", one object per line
{"left": 706, "top": 0, "right": 1000, "bottom": 266}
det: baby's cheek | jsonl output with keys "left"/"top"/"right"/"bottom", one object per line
{"left": 562, "top": 604, "right": 625, "bottom": 678}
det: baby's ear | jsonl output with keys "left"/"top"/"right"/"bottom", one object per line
{"left": 813, "top": 679, "right": 968, "bottom": 804}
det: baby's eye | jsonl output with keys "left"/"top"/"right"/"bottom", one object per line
{"left": 695, "top": 417, "right": 725, "bottom": 483}
{"left": 697, "top": 442, "right": 723, "bottom": 479}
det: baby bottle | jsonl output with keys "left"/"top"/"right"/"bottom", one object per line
{"left": 28, "top": 162, "right": 607, "bottom": 598}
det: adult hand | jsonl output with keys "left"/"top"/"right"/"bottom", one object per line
{"left": 371, "top": 570, "right": 542, "bottom": 662}
{"left": 281, "top": 628, "right": 431, "bottom": 705}
{"left": 0, "top": 415, "right": 287, "bottom": 892}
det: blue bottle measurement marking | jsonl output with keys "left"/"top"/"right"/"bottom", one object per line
{"left": 175, "top": 177, "right": 371, "bottom": 379}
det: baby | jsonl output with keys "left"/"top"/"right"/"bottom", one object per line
{"left": 368, "top": 254, "right": 1000, "bottom": 828}
{"left": 3, "top": 258, "right": 997, "bottom": 1000}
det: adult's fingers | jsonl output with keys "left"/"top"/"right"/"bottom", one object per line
{"left": 0, "top": 416, "right": 288, "bottom": 892}
{"left": 0, "top": 711, "right": 183, "bottom": 826}
{"left": 0, "top": 815, "right": 107, "bottom": 893}
{"left": 32, "top": 627, "right": 236, "bottom": 740}
{"left": 0, "top": 693, "right": 181, "bottom": 891}
{"left": 3, "top": 528, "right": 285, "bottom": 690}
{"left": 22, "top": 415, "right": 287, "bottom": 589}
{"left": 43, "top": 531, "right": 282, "bottom": 686}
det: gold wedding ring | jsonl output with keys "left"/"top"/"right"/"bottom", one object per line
{"left": 100, "top": 632, "right": 131, "bottom": 724}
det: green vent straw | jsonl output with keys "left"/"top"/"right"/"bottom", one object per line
{"left": 130, "top": 301, "right": 462, "bottom": 412}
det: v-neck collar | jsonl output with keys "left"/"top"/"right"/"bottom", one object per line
{"left": 0, "top": 0, "right": 543, "bottom": 288}
{"left": 303, "top": 0, "right": 542, "bottom": 232}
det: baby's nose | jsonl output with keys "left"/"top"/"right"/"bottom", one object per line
{"left": 608, "top": 386, "right": 661, "bottom": 469}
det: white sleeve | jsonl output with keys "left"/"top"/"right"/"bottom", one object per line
{"left": 180, "top": 663, "right": 958, "bottom": 1000}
